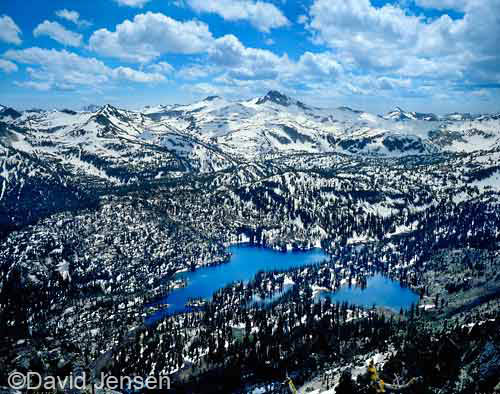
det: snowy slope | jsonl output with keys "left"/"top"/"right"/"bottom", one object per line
{"left": 1, "top": 91, "right": 499, "bottom": 187}
{"left": 3, "top": 104, "right": 237, "bottom": 184}
{"left": 382, "top": 107, "right": 439, "bottom": 121}
{"left": 1, "top": 91, "right": 500, "bottom": 248}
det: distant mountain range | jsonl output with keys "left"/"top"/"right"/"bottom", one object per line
{"left": 1, "top": 90, "right": 499, "bottom": 230}
{"left": 1, "top": 92, "right": 499, "bottom": 178}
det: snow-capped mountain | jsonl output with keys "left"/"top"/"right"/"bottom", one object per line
{"left": 255, "top": 90, "right": 311, "bottom": 109}
{"left": 382, "top": 107, "right": 439, "bottom": 121}
{"left": 2, "top": 92, "right": 499, "bottom": 165}
{"left": 2, "top": 103, "right": 236, "bottom": 181}
{"left": 0, "top": 105, "right": 22, "bottom": 122}
{"left": 1, "top": 90, "right": 500, "bottom": 214}
{"left": 143, "top": 91, "right": 499, "bottom": 158}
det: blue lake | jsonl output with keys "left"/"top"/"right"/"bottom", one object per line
{"left": 146, "top": 245, "right": 418, "bottom": 324}
{"left": 324, "top": 274, "right": 419, "bottom": 312}
{"left": 147, "top": 244, "right": 327, "bottom": 323}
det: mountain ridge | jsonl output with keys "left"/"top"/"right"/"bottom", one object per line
{"left": 1, "top": 90, "right": 499, "bottom": 225}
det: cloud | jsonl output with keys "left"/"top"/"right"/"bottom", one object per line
{"left": 182, "top": 81, "right": 257, "bottom": 98}
{"left": 112, "top": 66, "right": 165, "bottom": 82}
{"left": 308, "top": 0, "right": 421, "bottom": 61}
{"left": 178, "top": 64, "right": 217, "bottom": 80}
{"left": 55, "top": 9, "right": 92, "bottom": 27}
{"left": 34, "top": 21, "right": 83, "bottom": 47}
{"left": 89, "top": 12, "right": 213, "bottom": 62}
{"left": 55, "top": 9, "right": 79, "bottom": 24}
{"left": 296, "top": 52, "right": 342, "bottom": 77}
{"left": 194, "top": 31, "right": 459, "bottom": 104}
{"left": 146, "top": 61, "right": 174, "bottom": 74}
{"left": 470, "top": 89, "right": 491, "bottom": 98}
{"left": 5, "top": 48, "right": 109, "bottom": 76}
{"left": 208, "top": 34, "right": 289, "bottom": 80}
{"left": 4, "top": 47, "right": 165, "bottom": 91}
{"left": 306, "top": 0, "right": 500, "bottom": 88}
{"left": 360, "top": 75, "right": 412, "bottom": 91}
{"left": 114, "top": 0, "right": 151, "bottom": 7}
{"left": 0, "top": 59, "right": 18, "bottom": 73}
{"left": 397, "top": 55, "right": 465, "bottom": 79}
{"left": 14, "top": 80, "right": 52, "bottom": 91}
{"left": 0, "top": 15, "right": 22, "bottom": 45}
{"left": 185, "top": 0, "right": 289, "bottom": 32}
{"left": 297, "top": 14, "right": 308, "bottom": 24}
{"left": 415, "top": 0, "right": 468, "bottom": 11}
{"left": 206, "top": 34, "right": 343, "bottom": 84}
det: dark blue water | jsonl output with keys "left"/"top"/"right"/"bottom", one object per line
{"left": 325, "top": 274, "right": 419, "bottom": 311}
{"left": 147, "top": 245, "right": 327, "bottom": 323}
{"left": 146, "top": 245, "right": 418, "bottom": 324}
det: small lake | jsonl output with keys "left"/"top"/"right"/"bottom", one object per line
{"left": 147, "top": 245, "right": 418, "bottom": 324}
{"left": 324, "top": 274, "right": 419, "bottom": 312}
{"left": 147, "top": 244, "right": 327, "bottom": 323}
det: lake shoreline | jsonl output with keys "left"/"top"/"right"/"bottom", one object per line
{"left": 147, "top": 244, "right": 419, "bottom": 324}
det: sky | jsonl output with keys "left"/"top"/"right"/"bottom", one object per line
{"left": 0, "top": 0, "right": 499, "bottom": 114}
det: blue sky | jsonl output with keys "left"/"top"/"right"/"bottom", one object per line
{"left": 0, "top": 0, "right": 498, "bottom": 114}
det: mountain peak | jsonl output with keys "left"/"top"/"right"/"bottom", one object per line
{"left": 383, "top": 107, "right": 439, "bottom": 121}
{"left": 203, "top": 95, "right": 221, "bottom": 102}
{"left": 97, "top": 104, "right": 123, "bottom": 117}
{"left": 338, "top": 106, "right": 363, "bottom": 114}
{"left": 256, "top": 90, "right": 293, "bottom": 106}
{"left": 60, "top": 109, "right": 77, "bottom": 115}
{"left": 0, "top": 105, "right": 22, "bottom": 120}
{"left": 100, "top": 104, "right": 116, "bottom": 111}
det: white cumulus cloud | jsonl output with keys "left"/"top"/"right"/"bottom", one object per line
{"left": 115, "top": 0, "right": 151, "bottom": 8}
{"left": 89, "top": 12, "right": 213, "bottom": 63}
{"left": 33, "top": 21, "right": 83, "bottom": 47}
{"left": 0, "top": 15, "right": 22, "bottom": 45}
{"left": 14, "top": 80, "right": 52, "bottom": 91}
{"left": 186, "top": 0, "right": 289, "bottom": 32}
{"left": 204, "top": 35, "right": 342, "bottom": 85}
{"left": 147, "top": 62, "right": 175, "bottom": 74}
{"left": 55, "top": 9, "right": 92, "bottom": 27}
{"left": 112, "top": 66, "right": 165, "bottom": 82}
{"left": 0, "top": 59, "right": 18, "bottom": 73}
{"left": 208, "top": 34, "right": 289, "bottom": 80}
{"left": 297, "top": 52, "right": 342, "bottom": 77}
{"left": 4, "top": 47, "right": 165, "bottom": 91}
{"left": 307, "top": 0, "right": 500, "bottom": 86}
